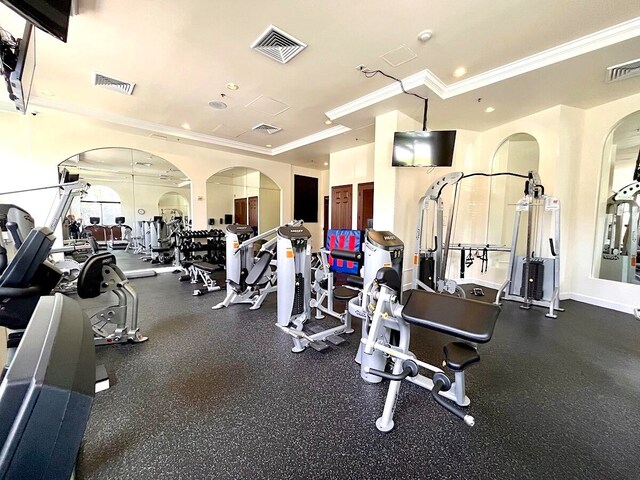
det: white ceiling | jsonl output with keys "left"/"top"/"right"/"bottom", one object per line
{"left": 2, "top": 1, "right": 640, "bottom": 169}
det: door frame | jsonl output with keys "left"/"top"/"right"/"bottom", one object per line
{"left": 357, "top": 182, "right": 374, "bottom": 230}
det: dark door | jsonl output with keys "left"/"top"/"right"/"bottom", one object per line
{"left": 331, "top": 185, "right": 352, "bottom": 230}
{"left": 248, "top": 196, "right": 259, "bottom": 228}
{"left": 357, "top": 182, "right": 374, "bottom": 230}
{"left": 323, "top": 195, "right": 329, "bottom": 247}
{"left": 234, "top": 198, "right": 247, "bottom": 225}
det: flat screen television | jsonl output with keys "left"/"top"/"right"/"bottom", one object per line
{"left": 0, "top": 0, "right": 71, "bottom": 42}
{"left": 391, "top": 130, "right": 456, "bottom": 167}
{"left": 2, "top": 22, "right": 36, "bottom": 114}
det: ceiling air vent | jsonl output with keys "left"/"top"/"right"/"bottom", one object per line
{"left": 251, "top": 25, "right": 307, "bottom": 64}
{"left": 252, "top": 123, "right": 282, "bottom": 135}
{"left": 606, "top": 58, "right": 640, "bottom": 83}
{"left": 92, "top": 72, "right": 136, "bottom": 95}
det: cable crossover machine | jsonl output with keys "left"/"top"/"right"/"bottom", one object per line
{"left": 412, "top": 170, "right": 562, "bottom": 318}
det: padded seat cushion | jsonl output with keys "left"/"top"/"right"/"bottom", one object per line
{"left": 152, "top": 247, "right": 171, "bottom": 253}
{"left": 444, "top": 342, "right": 480, "bottom": 371}
{"left": 334, "top": 285, "right": 358, "bottom": 301}
{"left": 77, "top": 253, "right": 116, "bottom": 299}
{"left": 192, "top": 262, "right": 217, "bottom": 273}
{"left": 401, "top": 289, "right": 500, "bottom": 343}
{"left": 245, "top": 252, "right": 273, "bottom": 287}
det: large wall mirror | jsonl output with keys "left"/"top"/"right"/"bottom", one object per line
{"left": 206, "top": 167, "right": 281, "bottom": 233}
{"left": 594, "top": 110, "right": 640, "bottom": 284}
{"left": 58, "top": 148, "right": 191, "bottom": 270}
{"left": 485, "top": 133, "right": 540, "bottom": 274}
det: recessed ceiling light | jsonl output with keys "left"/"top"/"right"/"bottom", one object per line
{"left": 325, "top": 120, "right": 333, "bottom": 125}
{"left": 181, "top": 123, "right": 190, "bottom": 130}
{"left": 266, "top": 144, "right": 272, "bottom": 148}
{"left": 226, "top": 83, "right": 239, "bottom": 90}
{"left": 417, "top": 30, "right": 433, "bottom": 42}
{"left": 324, "top": 162, "right": 328, "bottom": 166}
{"left": 453, "top": 67, "right": 467, "bottom": 78}
{"left": 485, "top": 107, "right": 495, "bottom": 113}
{"left": 40, "top": 89, "right": 55, "bottom": 97}
{"left": 209, "top": 100, "right": 228, "bottom": 109}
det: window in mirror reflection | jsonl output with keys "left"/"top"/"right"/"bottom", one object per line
{"left": 595, "top": 110, "right": 640, "bottom": 284}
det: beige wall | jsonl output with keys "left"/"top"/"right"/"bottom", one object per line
{"left": 0, "top": 108, "right": 326, "bottom": 248}
{"left": 329, "top": 142, "right": 375, "bottom": 230}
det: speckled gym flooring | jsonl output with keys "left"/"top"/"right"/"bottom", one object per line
{"left": 75, "top": 273, "right": 640, "bottom": 480}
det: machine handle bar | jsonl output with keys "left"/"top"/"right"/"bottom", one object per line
{"left": 330, "top": 249, "right": 363, "bottom": 262}
{"left": 431, "top": 373, "right": 475, "bottom": 427}
{"left": 549, "top": 238, "right": 557, "bottom": 257}
{"left": 365, "top": 359, "right": 419, "bottom": 381}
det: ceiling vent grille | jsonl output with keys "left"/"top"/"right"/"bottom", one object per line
{"left": 606, "top": 58, "right": 640, "bottom": 83}
{"left": 251, "top": 25, "right": 307, "bottom": 64}
{"left": 93, "top": 72, "right": 136, "bottom": 95}
{"left": 252, "top": 123, "right": 282, "bottom": 135}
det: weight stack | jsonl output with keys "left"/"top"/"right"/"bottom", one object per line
{"left": 520, "top": 260, "right": 545, "bottom": 300}
{"left": 419, "top": 255, "right": 435, "bottom": 290}
{"left": 293, "top": 273, "right": 304, "bottom": 315}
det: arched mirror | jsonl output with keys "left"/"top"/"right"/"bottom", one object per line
{"left": 158, "top": 192, "right": 189, "bottom": 221}
{"left": 206, "top": 167, "right": 281, "bottom": 233}
{"left": 58, "top": 148, "right": 191, "bottom": 271}
{"left": 485, "top": 133, "right": 540, "bottom": 275}
{"left": 594, "top": 111, "right": 640, "bottom": 284}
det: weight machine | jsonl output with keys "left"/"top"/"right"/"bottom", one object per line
{"left": 412, "top": 171, "right": 524, "bottom": 297}
{"left": 495, "top": 172, "right": 562, "bottom": 317}
{"left": 599, "top": 181, "right": 640, "bottom": 284}
{"left": 212, "top": 223, "right": 280, "bottom": 310}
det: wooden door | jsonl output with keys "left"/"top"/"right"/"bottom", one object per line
{"left": 234, "top": 198, "right": 247, "bottom": 225}
{"left": 323, "top": 196, "right": 329, "bottom": 247}
{"left": 248, "top": 196, "right": 259, "bottom": 227}
{"left": 357, "top": 182, "right": 374, "bottom": 230}
{"left": 331, "top": 185, "right": 352, "bottom": 230}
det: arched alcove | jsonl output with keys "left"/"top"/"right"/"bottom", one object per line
{"left": 58, "top": 147, "right": 192, "bottom": 231}
{"left": 594, "top": 110, "right": 640, "bottom": 284}
{"left": 206, "top": 167, "right": 281, "bottom": 233}
{"left": 487, "top": 133, "right": 540, "bottom": 247}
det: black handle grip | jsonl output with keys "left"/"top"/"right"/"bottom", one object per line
{"left": 330, "top": 249, "right": 363, "bottom": 262}
{"left": 346, "top": 275, "right": 364, "bottom": 289}
{"left": 549, "top": 238, "right": 557, "bottom": 257}
{"left": 367, "top": 359, "right": 419, "bottom": 381}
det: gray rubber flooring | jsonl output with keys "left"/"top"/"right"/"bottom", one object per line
{"left": 76, "top": 274, "right": 640, "bottom": 479}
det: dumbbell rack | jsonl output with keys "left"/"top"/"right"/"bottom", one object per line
{"left": 178, "top": 229, "right": 226, "bottom": 267}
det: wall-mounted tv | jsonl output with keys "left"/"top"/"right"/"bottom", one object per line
{"left": 1, "top": 0, "right": 71, "bottom": 42}
{"left": 6, "top": 23, "right": 36, "bottom": 114}
{"left": 391, "top": 130, "right": 456, "bottom": 168}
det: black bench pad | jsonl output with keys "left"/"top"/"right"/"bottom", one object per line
{"left": 192, "top": 262, "right": 218, "bottom": 273}
{"left": 334, "top": 285, "right": 358, "bottom": 301}
{"left": 401, "top": 290, "right": 499, "bottom": 343}
{"left": 152, "top": 247, "right": 171, "bottom": 253}
{"left": 444, "top": 342, "right": 480, "bottom": 371}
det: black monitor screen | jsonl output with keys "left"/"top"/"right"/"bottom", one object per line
{"left": 1, "top": 0, "right": 71, "bottom": 42}
{"left": 392, "top": 130, "right": 456, "bottom": 168}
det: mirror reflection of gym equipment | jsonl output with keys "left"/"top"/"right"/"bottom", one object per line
{"left": 595, "top": 110, "right": 640, "bottom": 285}
{"left": 58, "top": 148, "right": 192, "bottom": 272}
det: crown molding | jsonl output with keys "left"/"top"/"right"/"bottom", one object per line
{"left": 31, "top": 96, "right": 273, "bottom": 155}
{"left": 271, "top": 125, "right": 351, "bottom": 155}
{"left": 28, "top": 96, "right": 352, "bottom": 158}
{"left": 326, "top": 16, "right": 640, "bottom": 120}
{"left": 325, "top": 68, "right": 430, "bottom": 121}
{"left": 444, "top": 16, "right": 640, "bottom": 98}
